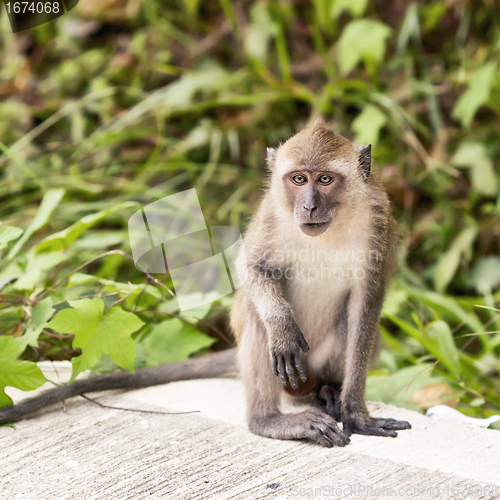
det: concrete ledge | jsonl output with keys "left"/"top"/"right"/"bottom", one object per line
{"left": 1, "top": 367, "right": 499, "bottom": 499}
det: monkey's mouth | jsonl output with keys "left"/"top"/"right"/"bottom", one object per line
{"left": 298, "top": 220, "right": 331, "bottom": 237}
{"left": 302, "top": 222, "right": 329, "bottom": 228}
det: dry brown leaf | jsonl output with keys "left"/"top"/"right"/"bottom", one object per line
{"left": 411, "top": 383, "right": 458, "bottom": 410}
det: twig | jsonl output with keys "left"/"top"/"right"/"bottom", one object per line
{"left": 36, "top": 250, "right": 121, "bottom": 301}
{"left": 133, "top": 277, "right": 150, "bottom": 312}
{"left": 42, "top": 329, "right": 74, "bottom": 339}
{"left": 451, "top": 319, "right": 466, "bottom": 334}
{"left": 456, "top": 330, "right": 500, "bottom": 338}
{"left": 404, "top": 359, "right": 440, "bottom": 393}
{"left": 0, "top": 293, "right": 28, "bottom": 301}
{"left": 93, "top": 284, "right": 105, "bottom": 298}
{"left": 483, "top": 313, "right": 500, "bottom": 331}
{"left": 79, "top": 394, "right": 200, "bottom": 415}
{"left": 104, "top": 289, "right": 134, "bottom": 316}
{"left": 52, "top": 291, "right": 122, "bottom": 307}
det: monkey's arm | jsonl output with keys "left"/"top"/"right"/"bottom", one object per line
{"left": 244, "top": 260, "right": 309, "bottom": 390}
{"left": 0, "top": 349, "right": 236, "bottom": 425}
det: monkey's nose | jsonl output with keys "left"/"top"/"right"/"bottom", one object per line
{"left": 303, "top": 203, "right": 317, "bottom": 215}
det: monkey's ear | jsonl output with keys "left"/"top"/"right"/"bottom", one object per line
{"left": 266, "top": 147, "right": 276, "bottom": 168}
{"left": 357, "top": 145, "right": 371, "bottom": 181}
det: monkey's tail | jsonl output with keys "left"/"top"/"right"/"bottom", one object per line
{"left": 0, "top": 348, "right": 237, "bottom": 425}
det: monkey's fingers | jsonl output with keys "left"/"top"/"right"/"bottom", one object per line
{"left": 308, "top": 427, "right": 348, "bottom": 448}
{"left": 271, "top": 354, "right": 279, "bottom": 376}
{"left": 342, "top": 419, "right": 391, "bottom": 438}
{"left": 371, "top": 418, "right": 411, "bottom": 431}
{"left": 312, "top": 428, "right": 348, "bottom": 448}
{"left": 276, "top": 356, "right": 287, "bottom": 386}
{"left": 284, "top": 356, "right": 299, "bottom": 390}
{"left": 343, "top": 416, "right": 411, "bottom": 438}
{"left": 357, "top": 426, "right": 397, "bottom": 437}
{"left": 292, "top": 353, "right": 308, "bottom": 383}
{"left": 297, "top": 331, "right": 309, "bottom": 352}
{"left": 308, "top": 415, "right": 350, "bottom": 447}
{"left": 362, "top": 426, "right": 398, "bottom": 437}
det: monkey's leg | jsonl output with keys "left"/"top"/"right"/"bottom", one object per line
{"left": 314, "top": 386, "right": 408, "bottom": 433}
{"left": 239, "top": 320, "right": 349, "bottom": 448}
{"left": 341, "top": 283, "right": 411, "bottom": 437}
{"left": 313, "top": 383, "right": 341, "bottom": 422}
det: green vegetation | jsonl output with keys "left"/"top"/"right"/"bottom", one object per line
{"left": 0, "top": 1, "right": 499, "bottom": 419}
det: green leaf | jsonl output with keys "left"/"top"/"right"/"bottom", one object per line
{"left": 180, "top": 0, "right": 201, "bottom": 16}
{"left": 421, "top": 3, "right": 448, "bottom": 31}
{"left": 0, "top": 226, "right": 23, "bottom": 251}
{"left": 67, "top": 273, "right": 100, "bottom": 286}
{"left": 48, "top": 298, "right": 144, "bottom": 383}
{"left": 434, "top": 226, "right": 478, "bottom": 293}
{"left": 0, "top": 261, "right": 22, "bottom": 291}
{"left": 174, "top": 292, "right": 218, "bottom": 323}
{"left": 381, "top": 287, "right": 408, "bottom": 317}
{"left": 387, "top": 316, "right": 462, "bottom": 379}
{"left": 36, "top": 201, "right": 137, "bottom": 253}
{"left": 142, "top": 319, "right": 216, "bottom": 366}
{"left": 352, "top": 104, "right": 387, "bottom": 148}
{"left": 452, "top": 62, "right": 497, "bottom": 129}
{"left": 14, "top": 298, "right": 54, "bottom": 356}
{"left": 424, "top": 321, "right": 460, "bottom": 379}
{"left": 451, "top": 143, "right": 498, "bottom": 197}
{"left": 109, "top": 63, "right": 239, "bottom": 134}
{"left": 386, "top": 315, "right": 422, "bottom": 343}
{"left": 396, "top": 3, "right": 420, "bottom": 55}
{"left": 244, "top": 3, "right": 278, "bottom": 61}
{"left": 337, "top": 19, "right": 392, "bottom": 75}
{"left": 67, "top": 273, "right": 163, "bottom": 303}
{"left": 0, "top": 336, "right": 47, "bottom": 409}
{"left": 470, "top": 257, "right": 500, "bottom": 296}
{"left": 404, "top": 286, "right": 484, "bottom": 335}
{"left": 13, "top": 251, "right": 68, "bottom": 291}
{"left": 74, "top": 230, "right": 125, "bottom": 250}
{"left": 366, "top": 364, "right": 439, "bottom": 411}
{"left": 7, "top": 188, "right": 65, "bottom": 260}
{"left": 331, "top": 0, "right": 368, "bottom": 18}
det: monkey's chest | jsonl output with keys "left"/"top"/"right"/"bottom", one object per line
{"left": 284, "top": 258, "right": 352, "bottom": 334}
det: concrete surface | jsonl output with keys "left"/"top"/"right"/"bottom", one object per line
{"left": 1, "top": 362, "right": 499, "bottom": 500}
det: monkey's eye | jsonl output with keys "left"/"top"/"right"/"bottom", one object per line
{"left": 317, "top": 175, "right": 333, "bottom": 184}
{"left": 292, "top": 175, "right": 307, "bottom": 185}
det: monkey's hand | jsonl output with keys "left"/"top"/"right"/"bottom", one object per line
{"left": 342, "top": 412, "right": 411, "bottom": 438}
{"left": 269, "top": 326, "right": 309, "bottom": 390}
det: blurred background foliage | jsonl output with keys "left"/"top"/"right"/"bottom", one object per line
{"left": 0, "top": 0, "right": 499, "bottom": 420}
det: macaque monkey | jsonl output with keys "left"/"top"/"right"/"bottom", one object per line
{"left": 0, "top": 119, "right": 410, "bottom": 447}
{"left": 230, "top": 118, "right": 410, "bottom": 447}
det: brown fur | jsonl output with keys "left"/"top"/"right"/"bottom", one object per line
{"left": 280, "top": 119, "right": 355, "bottom": 168}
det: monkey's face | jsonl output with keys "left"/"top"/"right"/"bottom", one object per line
{"left": 284, "top": 170, "right": 342, "bottom": 237}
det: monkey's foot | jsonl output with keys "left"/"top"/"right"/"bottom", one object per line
{"left": 313, "top": 384, "right": 341, "bottom": 422}
{"left": 250, "top": 408, "right": 350, "bottom": 448}
{"left": 342, "top": 414, "right": 411, "bottom": 438}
